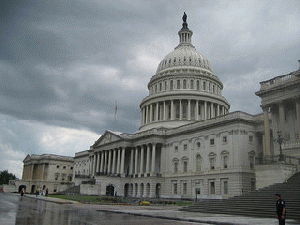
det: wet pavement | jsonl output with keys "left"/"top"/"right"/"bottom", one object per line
{"left": 1, "top": 193, "right": 299, "bottom": 225}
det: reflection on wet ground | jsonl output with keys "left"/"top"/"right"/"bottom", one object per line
{"left": 0, "top": 194, "right": 199, "bottom": 225}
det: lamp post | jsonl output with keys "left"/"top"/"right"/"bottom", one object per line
{"left": 274, "top": 131, "right": 285, "bottom": 161}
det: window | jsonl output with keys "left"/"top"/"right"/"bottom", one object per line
{"left": 209, "top": 153, "right": 216, "bottom": 170}
{"left": 203, "top": 81, "right": 206, "bottom": 90}
{"left": 183, "top": 80, "right": 186, "bottom": 89}
{"left": 175, "top": 102, "right": 180, "bottom": 119}
{"left": 159, "top": 83, "right": 162, "bottom": 91}
{"left": 55, "top": 173, "right": 59, "bottom": 180}
{"left": 221, "top": 151, "right": 229, "bottom": 169}
{"left": 223, "top": 136, "right": 227, "bottom": 143}
{"left": 210, "top": 180, "right": 215, "bottom": 195}
{"left": 183, "top": 182, "right": 187, "bottom": 194}
{"left": 57, "top": 165, "right": 60, "bottom": 169}
{"left": 223, "top": 180, "right": 228, "bottom": 195}
{"left": 174, "top": 146, "right": 178, "bottom": 151}
{"left": 197, "top": 80, "right": 200, "bottom": 90}
{"left": 170, "top": 80, "right": 173, "bottom": 90}
{"left": 210, "top": 138, "right": 215, "bottom": 145}
{"left": 249, "top": 136, "right": 253, "bottom": 142}
{"left": 249, "top": 151, "right": 255, "bottom": 169}
{"left": 190, "top": 80, "right": 194, "bottom": 89}
{"left": 196, "top": 142, "right": 201, "bottom": 148}
{"left": 63, "top": 166, "right": 66, "bottom": 169}
{"left": 164, "top": 81, "right": 167, "bottom": 90}
{"left": 155, "top": 85, "right": 157, "bottom": 93}
{"left": 196, "top": 155, "right": 201, "bottom": 172}
{"left": 173, "top": 183, "right": 178, "bottom": 194}
{"left": 174, "top": 163, "right": 178, "bottom": 173}
{"left": 182, "top": 101, "right": 187, "bottom": 119}
{"left": 183, "top": 144, "right": 188, "bottom": 151}
{"left": 177, "top": 80, "right": 180, "bottom": 89}
{"left": 183, "top": 161, "right": 188, "bottom": 172}
{"left": 70, "top": 167, "right": 73, "bottom": 170}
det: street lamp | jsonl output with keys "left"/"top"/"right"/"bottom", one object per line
{"left": 274, "top": 131, "right": 285, "bottom": 161}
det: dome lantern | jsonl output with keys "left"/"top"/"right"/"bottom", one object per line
{"left": 177, "top": 12, "right": 194, "bottom": 48}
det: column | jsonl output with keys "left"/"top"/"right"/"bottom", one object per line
{"left": 96, "top": 153, "right": 100, "bottom": 174}
{"left": 171, "top": 100, "right": 174, "bottom": 120}
{"left": 204, "top": 101, "right": 207, "bottom": 120}
{"left": 146, "top": 145, "right": 150, "bottom": 173}
{"left": 278, "top": 103, "right": 285, "bottom": 135}
{"left": 145, "top": 105, "right": 149, "bottom": 124}
{"left": 140, "top": 146, "right": 145, "bottom": 174}
{"left": 117, "top": 148, "right": 121, "bottom": 174}
{"left": 134, "top": 147, "right": 138, "bottom": 174}
{"left": 163, "top": 101, "right": 166, "bottom": 120}
{"left": 93, "top": 155, "right": 96, "bottom": 176}
{"left": 296, "top": 100, "right": 300, "bottom": 138}
{"left": 120, "top": 147, "right": 125, "bottom": 174}
{"left": 196, "top": 100, "right": 199, "bottom": 120}
{"left": 100, "top": 151, "right": 104, "bottom": 173}
{"left": 112, "top": 149, "right": 116, "bottom": 174}
{"left": 211, "top": 103, "right": 214, "bottom": 118}
{"left": 179, "top": 100, "right": 182, "bottom": 120}
{"left": 150, "top": 104, "right": 153, "bottom": 122}
{"left": 107, "top": 150, "right": 112, "bottom": 174}
{"left": 104, "top": 151, "right": 107, "bottom": 174}
{"left": 130, "top": 148, "right": 134, "bottom": 175}
{"left": 188, "top": 99, "right": 191, "bottom": 120}
{"left": 217, "top": 105, "right": 220, "bottom": 117}
{"left": 156, "top": 103, "right": 159, "bottom": 121}
{"left": 151, "top": 144, "right": 156, "bottom": 173}
{"left": 263, "top": 107, "right": 271, "bottom": 157}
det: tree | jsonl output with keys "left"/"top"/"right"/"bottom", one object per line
{"left": 0, "top": 170, "right": 17, "bottom": 185}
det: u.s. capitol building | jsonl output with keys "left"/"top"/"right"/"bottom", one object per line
{"left": 73, "top": 14, "right": 300, "bottom": 199}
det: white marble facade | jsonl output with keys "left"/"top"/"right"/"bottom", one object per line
{"left": 74, "top": 15, "right": 300, "bottom": 199}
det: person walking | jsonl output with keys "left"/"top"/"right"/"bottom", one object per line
{"left": 275, "top": 194, "right": 286, "bottom": 225}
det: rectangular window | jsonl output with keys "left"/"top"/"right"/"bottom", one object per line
{"left": 173, "top": 183, "right": 177, "bottom": 194}
{"left": 223, "top": 136, "right": 227, "bottom": 143}
{"left": 183, "top": 182, "right": 187, "bottom": 194}
{"left": 249, "top": 136, "right": 253, "bottom": 142}
{"left": 223, "top": 181, "right": 228, "bottom": 195}
{"left": 174, "top": 146, "right": 178, "bottom": 151}
{"left": 210, "top": 157, "right": 215, "bottom": 170}
{"left": 210, "top": 138, "right": 214, "bottom": 145}
{"left": 210, "top": 181, "right": 215, "bottom": 195}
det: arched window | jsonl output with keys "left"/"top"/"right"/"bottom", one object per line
{"left": 209, "top": 152, "right": 216, "bottom": 170}
{"left": 183, "top": 80, "right": 186, "bottom": 89}
{"left": 190, "top": 80, "right": 194, "bottom": 89}
{"left": 196, "top": 154, "right": 202, "bottom": 172}
{"left": 203, "top": 81, "right": 206, "bottom": 90}
{"left": 177, "top": 80, "right": 180, "bottom": 89}
{"left": 170, "top": 80, "right": 173, "bottom": 90}
{"left": 197, "top": 80, "right": 200, "bottom": 90}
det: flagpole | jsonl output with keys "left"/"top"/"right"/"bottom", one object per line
{"left": 113, "top": 101, "right": 117, "bottom": 130}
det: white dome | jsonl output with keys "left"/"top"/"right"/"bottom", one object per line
{"left": 156, "top": 45, "right": 213, "bottom": 74}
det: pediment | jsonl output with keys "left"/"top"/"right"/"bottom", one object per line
{"left": 93, "top": 130, "right": 123, "bottom": 147}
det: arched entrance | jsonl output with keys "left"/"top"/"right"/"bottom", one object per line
{"left": 106, "top": 184, "right": 115, "bottom": 196}
{"left": 156, "top": 183, "right": 161, "bottom": 198}
{"left": 124, "top": 183, "right": 129, "bottom": 197}
{"left": 31, "top": 185, "right": 36, "bottom": 194}
{"left": 18, "top": 185, "right": 26, "bottom": 193}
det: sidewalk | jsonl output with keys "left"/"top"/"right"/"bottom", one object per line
{"left": 23, "top": 194, "right": 299, "bottom": 225}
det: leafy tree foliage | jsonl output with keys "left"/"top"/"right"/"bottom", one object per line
{"left": 0, "top": 170, "right": 17, "bottom": 185}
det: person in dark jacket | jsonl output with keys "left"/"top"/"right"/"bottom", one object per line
{"left": 275, "top": 194, "right": 286, "bottom": 225}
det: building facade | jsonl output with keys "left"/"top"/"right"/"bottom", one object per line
{"left": 74, "top": 15, "right": 300, "bottom": 199}
{"left": 16, "top": 154, "right": 74, "bottom": 194}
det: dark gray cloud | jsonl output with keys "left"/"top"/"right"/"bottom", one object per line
{"left": 1, "top": 0, "right": 300, "bottom": 177}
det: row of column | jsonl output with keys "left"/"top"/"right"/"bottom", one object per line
{"left": 262, "top": 99, "right": 300, "bottom": 157}
{"left": 141, "top": 100, "right": 227, "bottom": 125}
{"left": 125, "top": 183, "right": 158, "bottom": 198}
{"left": 89, "top": 144, "right": 159, "bottom": 177}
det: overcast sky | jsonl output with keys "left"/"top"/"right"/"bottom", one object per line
{"left": 1, "top": 0, "right": 300, "bottom": 178}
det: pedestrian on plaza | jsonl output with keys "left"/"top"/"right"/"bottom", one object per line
{"left": 36, "top": 187, "right": 39, "bottom": 197}
{"left": 275, "top": 193, "right": 286, "bottom": 225}
{"left": 45, "top": 188, "right": 49, "bottom": 196}
{"left": 20, "top": 188, "right": 25, "bottom": 197}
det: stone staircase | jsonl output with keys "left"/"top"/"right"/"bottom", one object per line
{"left": 181, "top": 172, "right": 300, "bottom": 221}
